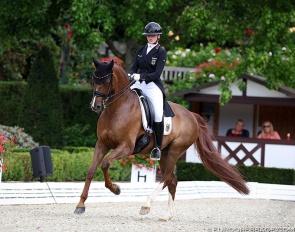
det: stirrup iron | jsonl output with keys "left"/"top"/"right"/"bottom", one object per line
{"left": 150, "top": 147, "right": 161, "bottom": 160}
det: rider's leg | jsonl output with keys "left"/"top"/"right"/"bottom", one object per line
{"left": 144, "top": 82, "right": 164, "bottom": 160}
{"left": 151, "top": 120, "right": 164, "bottom": 160}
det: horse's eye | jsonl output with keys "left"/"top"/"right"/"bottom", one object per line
{"left": 103, "top": 81, "right": 110, "bottom": 86}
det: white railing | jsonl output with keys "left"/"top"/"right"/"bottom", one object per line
{"left": 161, "top": 66, "right": 197, "bottom": 82}
{"left": 0, "top": 181, "right": 294, "bottom": 205}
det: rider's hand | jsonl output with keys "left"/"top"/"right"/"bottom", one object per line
{"left": 128, "top": 73, "right": 133, "bottom": 81}
{"left": 131, "top": 73, "right": 140, "bottom": 81}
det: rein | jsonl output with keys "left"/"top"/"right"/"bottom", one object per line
{"left": 102, "top": 80, "right": 135, "bottom": 108}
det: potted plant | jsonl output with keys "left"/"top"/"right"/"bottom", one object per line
{"left": 120, "top": 154, "right": 157, "bottom": 183}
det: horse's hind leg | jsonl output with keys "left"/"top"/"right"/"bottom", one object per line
{"left": 74, "top": 142, "right": 107, "bottom": 214}
{"left": 139, "top": 148, "right": 178, "bottom": 220}
{"left": 158, "top": 145, "right": 185, "bottom": 221}
{"left": 160, "top": 172, "right": 177, "bottom": 221}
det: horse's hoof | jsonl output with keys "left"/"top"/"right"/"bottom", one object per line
{"left": 159, "top": 215, "right": 173, "bottom": 221}
{"left": 139, "top": 206, "right": 150, "bottom": 215}
{"left": 74, "top": 207, "right": 85, "bottom": 215}
{"left": 114, "top": 185, "right": 121, "bottom": 195}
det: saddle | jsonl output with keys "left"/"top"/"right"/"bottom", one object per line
{"left": 132, "top": 88, "right": 172, "bottom": 135}
{"left": 132, "top": 88, "right": 172, "bottom": 154}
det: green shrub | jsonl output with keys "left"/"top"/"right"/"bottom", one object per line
{"left": 63, "top": 124, "right": 97, "bottom": 147}
{"left": 60, "top": 84, "right": 98, "bottom": 132}
{"left": 3, "top": 151, "right": 293, "bottom": 185}
{"left": 238, "top": 165, "right": 295, "bottom": 185}
{"left": 176, "top": 161, "right": 295, "bottom": 185}
{"left": 2, "top": 148, "right": 131, "bottom": 182}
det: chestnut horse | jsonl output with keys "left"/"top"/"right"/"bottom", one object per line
{"left": 74, "top": 59, "right": 249, "bottom": 221}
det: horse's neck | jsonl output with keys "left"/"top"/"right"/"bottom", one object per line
{"left": 107, "top": 87, "right": 137, "bottom": 111}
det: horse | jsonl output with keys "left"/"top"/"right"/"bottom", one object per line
{"left": 74, "top": 59, "right": 250, "bottom": 221}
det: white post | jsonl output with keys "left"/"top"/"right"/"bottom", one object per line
{"left": 131, "top": 164, "right": 157, "bottom": 183}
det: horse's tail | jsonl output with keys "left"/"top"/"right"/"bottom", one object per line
{"left": 191, "top": 112, "right": 250, "bottom": 195}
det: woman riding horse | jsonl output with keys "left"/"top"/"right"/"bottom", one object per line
{"left": 74, "top": 58, "right": 249, "bottom": 221}
{"left": 129, "top": 22, "right": 174, "bottom": 160}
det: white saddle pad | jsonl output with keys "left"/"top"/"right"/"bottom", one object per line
{"left": 137, "top": 95, "right": 172, "bottom": 135}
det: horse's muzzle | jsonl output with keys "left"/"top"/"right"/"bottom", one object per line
{"left": 90, "top": 98, "right": 102, "bottom": 114}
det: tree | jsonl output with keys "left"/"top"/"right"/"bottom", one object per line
{"left": 71, "top": 0, "right": 192, "bottom": 69}
{"left": 1, "top": 0, "right": 295, "bottom": 105}
{"left": 18, "top": 47, "right": 64, "bottom": 148}
{"left": 0, "top": 0, "right": 71, "bottom": 81}
{"left": 70, "top": 0, "right": 295, "bottom": 104}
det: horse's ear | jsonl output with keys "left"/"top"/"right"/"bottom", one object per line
{"left": 110, "top": 59, "right": 114, "bottom": 68}
{"left": 92, "top": 57, "right": 100, "bottom": 68}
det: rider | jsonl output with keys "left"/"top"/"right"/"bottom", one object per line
{"left": 128, "top": 22, "right": 169, "bottom": 161}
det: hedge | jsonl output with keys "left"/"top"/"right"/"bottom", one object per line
{"left": 2, "top": 149, "right": 294, "bottom": 185}
{"left": 2, "top": 147, "right": 131, "bottom": 182}
{"left": 0, "top": 81, "right": 98, "bottom": 147}
{"left": 176, "top": 161, "right": 295, "bottom": 185}
{"left": 0, "top": 82, "right": 26, "bottom": 126}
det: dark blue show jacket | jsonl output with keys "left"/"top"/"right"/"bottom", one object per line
{"left": 129, "top": 44, "right": 174, "bottom": 117}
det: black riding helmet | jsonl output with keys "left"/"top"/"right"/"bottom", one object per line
{"left": 142, "top": 22, "right": 162, "bottom": 35}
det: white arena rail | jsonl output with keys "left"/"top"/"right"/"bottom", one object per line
{"left": 0, "top": 181, "right": 294, "bottom": 205}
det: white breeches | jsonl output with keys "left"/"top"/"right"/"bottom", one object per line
{"left": 131, "top": 81, "right": 163, "bottom": 122}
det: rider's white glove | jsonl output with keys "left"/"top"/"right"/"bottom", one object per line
{"left": 131, "top": 73, "right": 140, "bottom": 81}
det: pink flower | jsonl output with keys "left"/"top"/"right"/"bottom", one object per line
{"left": 67, "top": 37, "right": 71, "bottom": 42}
{"left": 0, "top": 145, "right": 5, "bottom": 153}
{"left": 67, "top": 30, "right": 73, "bottom": 35}
{"left": 64, "top": 24, "right": 70, "bottom": 29}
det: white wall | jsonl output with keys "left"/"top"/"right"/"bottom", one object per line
{"left": 218, "top": 103, "right": 254, "bottom": 137}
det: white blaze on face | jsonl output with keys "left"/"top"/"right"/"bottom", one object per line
{"left": 91, "top": 96, "right": 96, "bottom": 109}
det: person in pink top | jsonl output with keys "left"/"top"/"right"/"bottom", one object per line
{"left": 258, "top": 121, "right": 281, "bottom": 140}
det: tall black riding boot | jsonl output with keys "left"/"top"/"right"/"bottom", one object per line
{"left": 150, "top": 121, "right": 164, "bottom": 160}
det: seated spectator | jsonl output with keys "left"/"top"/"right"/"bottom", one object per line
{"left": 257, "top": 121, "right": 281, "bottom": 140}
{"left": 226, "top": 119, "right": 250, "bottom": 137}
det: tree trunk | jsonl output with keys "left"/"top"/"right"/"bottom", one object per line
{"left": 106, "top": 38, "right": 139, "bottom": 72}
{"left": 124, "top": 39, "right": 139, "bottom": 71}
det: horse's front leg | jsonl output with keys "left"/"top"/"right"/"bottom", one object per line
{"left": 74, "top": 142, "right": 108, "bottom": 214}
{"left": 101, "top": 144, "right": 132, "bottom": 195}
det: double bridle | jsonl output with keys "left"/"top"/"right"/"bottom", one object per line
{"left": 92, "top": 72, "right": 135, "bottom": 109}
